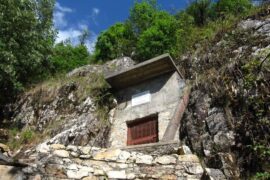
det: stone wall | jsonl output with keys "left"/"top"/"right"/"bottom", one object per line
{"left": 109, "top": 72, "right": 185, "bottom": 147}
{"left": 19, "top": 143, "right": 205, "bottom": 180}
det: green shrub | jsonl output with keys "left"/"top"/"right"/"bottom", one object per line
{"left": 51, "top": 42, "right": 90, "bottom": 73}
{"left": 21, "top": 129, "right": 35, "bottom": 143}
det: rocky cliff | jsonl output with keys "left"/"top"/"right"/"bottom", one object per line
{"left": 0, "top": 7, "right": 269, "bottom": 180}
{"left": 1, "top": 57, "right": 134, "bottom": 153}
{"left": 178, "top": 7, "right": 270, "bottom": 179}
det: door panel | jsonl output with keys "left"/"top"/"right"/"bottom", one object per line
{"left": 127, "top": 116, "right": 158, "bottom": 146}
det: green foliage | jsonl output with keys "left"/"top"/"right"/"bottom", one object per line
{"left": 21, "top": 129, "right": 35, "bottom": 143}
{"left": 173, "top": 12, "right": 196, "bottom": 55}
{"left": 129, "top": 0, "right": 158, "bottom": 34}
{"left": 7, "top": 128, "right": 36, "bottom": 150}
{"left": 242, "top": 59, "right": 261, "bottom": 88}
{"left": 186, "top": 0, "right": 213, "bottom": 26}
{"left": 94, "top": 0, "right": 179, "bottom": 62}
{"left": 94, "top": 23, "right": 135, "bottom": 62}
{"left": 79, "top": 29, "right": 90, "bottom": 45}
{"left": 94, "top": 0, "right": 256, "bottom": 62}
{"left": 254, "top": 172, "right": 270, "bottom": 180}
{"left": 253, "top": 144, "right": 270, "bottom": 158}
{"left": 135, "top": 11, "right": 178, "bottom": 60}
{"left": 0, "top": 0, "right": 55, "bottom": 109}
{"left": 216, "top": 0, "right": 253, "bottom": 17}
{"left": 88, "top": 74, "right": 114, "bottom": 122}
{"left": 52, "top": 42, "right": 90, "bottom": 73}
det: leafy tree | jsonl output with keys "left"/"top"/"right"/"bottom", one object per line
{"left": 173, "top": 12, "right": 196, "bottom": 55}
{"left": 135, "top": 11, "right": 178, "bottom": 61}
{"left": 94, "top": 0, "right": 178, "bottom": 62}
{"left": 94, "top": 23, "right": 135, "bottom": 62}
{"left": 52, "top": 42, "right": 90, "bottom": 73}
{"left": 0, "top": 0, "right": 54, "bottom": 110}
{"left": 186, "top": 0, "right": 212, "bottom": 26}
{"left": 216, "top": 0, "right": 252, "bottom": 16}
{"left": 79, "top": 29, "right": 90, "bottom": 45}
{"left": 129, "top": 0, "right": 158, "bottom": 35}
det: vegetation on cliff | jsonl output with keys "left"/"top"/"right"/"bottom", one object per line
{"left": 0, "top": 0, "right": 269, "bottom": 179}
{"left": 178, "top": 6, "right": 270, "bottom": 178}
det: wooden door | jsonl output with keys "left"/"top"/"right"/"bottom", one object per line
{"left": 127, "top": 116, "right": 158, "bottom": 146}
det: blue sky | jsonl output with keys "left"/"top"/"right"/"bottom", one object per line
{"left": 54, "top": 0, "right": 190, "bottom": 52}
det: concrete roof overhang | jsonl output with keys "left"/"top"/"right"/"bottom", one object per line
{"left": 105, "top": 53, "right": 183, "bottom": 90}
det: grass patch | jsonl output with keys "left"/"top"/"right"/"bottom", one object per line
{"left": 7, "top": 128, "right": 42, "bottom": 150}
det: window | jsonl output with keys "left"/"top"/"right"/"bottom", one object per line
{"left": 127, "top": 115, "right": 158, "bottom": 146}
{"left": 131, "top": 90, "right": 151, "bottom": 106}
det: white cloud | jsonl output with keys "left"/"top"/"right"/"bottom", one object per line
{"left": 56, "top": 25, "right": 97, "bottom": 53}
{"left": 92, "top": 8, "right": 100, "bottom": 16}
{"left": 85, "top": 32, "right": 97, "bottom": 53}
{"left": 54, "top": 11, "right": 67, "bottom": 28}
{"left": 55, "top": 2, "right": 73, "bottom": 13}
{"left": 54, "top": 3, "right": 97, "bottom": 53}
{"left": 91, "top": 7, "right": 100, "bottom": 25}
{"left": 78, "top": 23, "right": 88, "bottom": 30}
{"left": 53, "top": 2, "right": 73, "bottom": 28}
{"left": 56, "top": 28, "right": 81, "bottom": 44}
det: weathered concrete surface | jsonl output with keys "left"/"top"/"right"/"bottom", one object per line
{"left": 109, "top": 72, "right": 185, "bottom": 147}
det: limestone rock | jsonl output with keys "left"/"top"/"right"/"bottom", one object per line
{"left": 107, "top": 170, "right": 126, "bottom": 179}
{"left": 0, "top": 143, "right": 10, "bottom": 153}
{"left": 206, "top": 110, "right": 228, "bottom": 135}
{"left": 36, "top": 143, "right": 50, "bottom": 154}
{"left": 67, "top": 145, "right": 78, "bottom": 152}
{"left": 45, "top": 164, "right": 66, "bottom": 178}
{"left": 67, "top": 164, "right": 79, "bottom": 170}
{"left": 118, "top": 151, "right": 130, "bottom": 162}
{"left": 205, "top": 168, "right": 226, "bottom": 180}
{"left": 82, "top": 175, "right": 99, "bottom": 180}
{"left": 213, "top": 131, "right": 235, "bottom": 150}
{"left": 178, "top": 154, "right": 200, "bottom": 163}
{"left": 159, "top": 174, "right": 177, "bottom": 180}
{"left": 80, "top": 155, "right": 91, "bottom": 159}
{"left": 179, "top": 145, "right": 192, "bottom": 155}
{"left": 136, "top": 154, "right": 153, "bottom": 165}
{"left": 154, "top": 155, "right": 176, "bottom": 165}
{"left": 67, "top": 170, "right": 88, "bottom": 179}
{"left": 94, "top": 169, "right": 105, "bottom": 176}
{"left": 71, "top": 152, "right": 79, "bottom": 157}
{"left": 80, "top": 146, "right": 91, "bottom": 155}
{"left": 53, "top": 150, "right": 69, "bottom": 158}
{"left": 126, "top": 173, "right": 136, "bottom": 179}
{"left": 185, "top": 163, "right": 204, "bottom": 175}
{"left": 94, "top": 149, "right": 121, "bottom": 161}
{"left": 67, "top": 166, "right": 93, "bottom": 179}
{"left": 50, "top": 144, "right": 65, "bottom": 150}
{"left": 238, "top": 19, "right": 264, "bottom": 30}
{"left": 117, "top": 163, "right": 128, "bottom": 169}
{"left": 63, "top": 158, "right": 72, "bottom": 163}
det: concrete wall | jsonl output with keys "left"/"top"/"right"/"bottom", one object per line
{"left": 109, "top": 72, "right": 185, "bottom": 147}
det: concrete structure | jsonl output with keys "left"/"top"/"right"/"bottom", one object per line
{"left": 106, "top": 54, "right": 187, "bottom": 148}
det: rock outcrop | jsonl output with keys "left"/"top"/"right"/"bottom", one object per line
{"left": 2, "top": 57, "right": 136, "bottom": 151}
{"left": 179, "top": 15, "right": 270, "bottom": 178}
{"left": 15, "top": 144, "right": 204, "bottom": 180}
{"left": 1, "top": 9, "right": 270, "bottom": 179}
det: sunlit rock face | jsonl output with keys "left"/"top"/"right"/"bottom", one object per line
{"left": 16, "top": 144, "right": 205, "bottom": 180}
